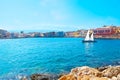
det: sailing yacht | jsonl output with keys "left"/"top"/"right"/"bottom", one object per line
{"left": 82, "top": 30, "right": 96, "bottom": 42}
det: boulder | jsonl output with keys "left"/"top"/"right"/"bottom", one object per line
{"left": 117, "top": 74, "right": 120, "bottom": 80}
{"left": 70, "top": 66, "right": 102, "bottom": 77}
{"left": 59, "top": 74, "right": 110, "bottom": 80}
{"left": 59, "top": 74, "right": 77, "bottom": 80}
{"left": 30, "top": 66, "right": 120, "bottom": 80}
{"left": 30, "top": 74, "right": 59, "bottom": 80}
{"left": 59, "top": 66, "right": 105, "bottom": 80}
{"left": 89, "top": 77, "right": 109, "bottom": 80}
{"left": 111, "top": 76, "right": 117, "bottom": 80}
{"left": 102, "top": 66, "right": 120, "bottom": 78}
{"left": 97, "top": 66, "right": 111, "bottom": 72}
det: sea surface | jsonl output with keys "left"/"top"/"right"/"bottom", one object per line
{"left": 0, "top": 38, "right": 120, "bottom": 78}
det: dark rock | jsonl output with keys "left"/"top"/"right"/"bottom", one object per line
{"left": 97, "top": 66, "right": 111, "bottom": 72}
{"left": 30, "top": 74, "right": 59, "bottom": 80}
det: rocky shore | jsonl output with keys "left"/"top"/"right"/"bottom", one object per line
{"left": 59, "top": 65, "right": 120, "bottom": 80}
{"left": 19, "top": 65, "right": 120, "bottom": 80}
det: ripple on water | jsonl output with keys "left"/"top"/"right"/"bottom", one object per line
{"left": 0, "top": 38, "right": 120, "bottom": 78}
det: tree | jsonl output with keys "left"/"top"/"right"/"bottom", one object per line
{"left": 103, "top": 25, "right": 107, "bottom": 27}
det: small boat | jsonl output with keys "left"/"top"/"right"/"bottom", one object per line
{"left": 82, "top": 30, "right": 96, "bottom": 42}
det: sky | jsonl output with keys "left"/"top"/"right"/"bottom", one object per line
{"left": 0, "top": 0, "right": 120, "bottom": 32}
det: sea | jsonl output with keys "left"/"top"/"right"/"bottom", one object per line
{"left": 0, "top": 38, "right": 120, "bottom": 79}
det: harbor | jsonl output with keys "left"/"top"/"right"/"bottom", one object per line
{"left": 0, "top": 0, "right": 120, "bottom": 80}
{"left": 0, "top": 38, "right": 120, "bottom": 80}
{"left": 1, "top": 25, "right": 120, "bottom": 39}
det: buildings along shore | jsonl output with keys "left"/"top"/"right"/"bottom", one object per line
{"left": 0, "top": 25, "right": 120, "bottom": 39}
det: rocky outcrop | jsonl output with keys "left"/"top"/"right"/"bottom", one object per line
{"left": 102, "top": 66, "right": 120, "bottom": 78}
{"left": 28, "top": 66, "right": 120, "bottom": 80}
{"left": 30, "top": 74, "right": 61, "bottom": 80}
{"left": 59, "top": 66, "right": 120, "bottom": 80}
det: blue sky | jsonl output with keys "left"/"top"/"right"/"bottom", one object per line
{"left": 0, "top": 0, "right": 120, "bottom": 31}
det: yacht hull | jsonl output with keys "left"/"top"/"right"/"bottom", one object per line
{"left": 82, "top": 40, "right": 97, "bottom": 43}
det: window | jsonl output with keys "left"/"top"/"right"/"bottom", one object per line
{"left": 105, "top": 30, "right": 110, "bottom": 32}
{"left": 94, "top": 30, "right": 97, "bottom": 33}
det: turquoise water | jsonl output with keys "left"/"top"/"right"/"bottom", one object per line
{"left": 0, "top": 38, "right": 120, "bottom": 77}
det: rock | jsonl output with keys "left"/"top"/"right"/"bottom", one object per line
{"left": 59, "top": 74, "right": 110, "bottom": 80}
{"left": 58, "top": 74, "right": 76, "bottom": 80}
{"left": 90, "top": 77, "right": 109, "bottom": 80}
{"left": 59, "top": 66, "right": 120, "bottom": 80}
{"left": 111, "top": 76, "right": 117, "bottom": 80}
{"left": 30, "top": 74, "right": 49, "bottom": 80}
{"left": 117, "top": 74, "right": 120, "bottom": 80}
{"left": 30, "top": 65, "right": 120, "bottom": 80}
{"left": 97, "top": 66, "right": 111, "bottom": 72}
{"left": 30, "top": 74, "right": 59, "bottom": 80}
{"left": 59, "top": 66, "right": 104, "bottom": 80}
{"left": 71, "top": 66, "right": 102, "bottom": 77}
{"left": 102, "top": 66, "right": 120, "bottom": 78}
{"left": 80, "top": 75, "right": 90, "bottom": 80}
{"left": 58, "top": 73, "right": 68, "bottom": 78}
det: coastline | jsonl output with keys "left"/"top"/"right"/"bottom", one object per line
{"left": 59, "top": 65, "right": 120, "bottom": 80}
{"left": 4, "top": 65, "right": 119, "bottom": 80}
{"left": 1, "top": 36, "right": 120, "bottom": 40}
{"left": 14, "top": 65, "right": 120, "bottom": 80}
{"left": 95, "top": 37, "right": 120, "bottom": 40}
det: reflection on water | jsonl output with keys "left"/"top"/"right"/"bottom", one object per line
{"left": 84, "top": 42, "right": 94, "bottom": 54}
{"left": 83, "top": 42, "right": 95, "bottom": 66}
